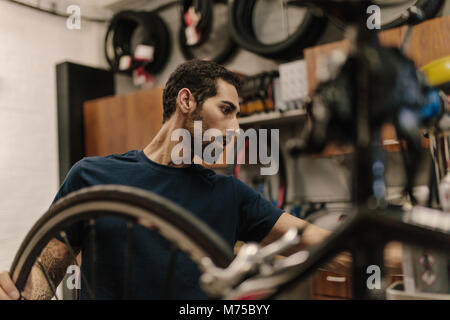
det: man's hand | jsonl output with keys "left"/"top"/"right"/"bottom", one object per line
{"left": 0, "top": 238, "right": 75, "bottom": 300}
{"left": 262, "top": 213, "right": 404, "bottom": 275}
{"left": 0, "top": 271, "right": 20, "bottom": 300}
{"left": 0, "top": 268, "right": 33, "bottom": 300}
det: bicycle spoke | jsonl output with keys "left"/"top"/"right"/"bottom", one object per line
{"left": 36, "top": 258, "right": 59, "bottom": 300}
{"left": 123, "top": 221, "right": 133, "bottom": 299}
{"left": 19, "top": 292, "right": 28, "bottom": 300}
{"left": 89, "top": 219, "right": 97, "bottom": 299}
{"left": 281, "top": 0, "right": 289, "bottom": 39}
{"left": 59, "top": 231, "right": 95, "bottom": 299}
{"left": 161, "top": 244, "right": 178, "bottom": 299}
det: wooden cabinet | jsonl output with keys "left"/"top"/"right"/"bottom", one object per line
{"left": 311, "top": 270, "right": 353, "bottom": 300}
{"left": 311, "top": 270, "right": 404, "bottom": 300}
{"left": 83, "top": 87, "right": 164, "bottom": 157}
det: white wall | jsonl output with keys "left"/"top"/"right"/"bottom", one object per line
{"left": 0, "top": 1, "right": 107, "bottom": 270}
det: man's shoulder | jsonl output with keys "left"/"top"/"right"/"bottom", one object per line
{"left": 80, "top": 150, "right": 141, "bottom": 168}
{"left": 212, "top": 174, "right": 256, "bottom": 197}
{"left": 207, "top": 170, "right": 235, "bottom": 184}
{"left": 211, "top": 173, "right": 251, "bottom": 186}
{"left": 54, "top": 150, "right": 142, "bottom": 204}
{"left": 66, "top": 150, "right": 141, "bottom": 183}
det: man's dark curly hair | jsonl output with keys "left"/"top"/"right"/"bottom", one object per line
{"left": 162, "top": 59, "right": 241, "bottom": 123}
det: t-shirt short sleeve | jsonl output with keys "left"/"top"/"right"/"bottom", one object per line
{"left": 234, "top": 178, "right": 283, "bottom": 242}
{"left": 52, "top": 160, "right": 87, "bottom": 249}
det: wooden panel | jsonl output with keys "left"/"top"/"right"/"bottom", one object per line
{"left": 305, "top": 16, "right": 450, "bottom": 96}
{"left": 84, "top": 87, "right": 164, "bottom": 157}
{"left": 379, "top": 16, "right": 450, "bottom": 68}
{"left": 304, "top": 40, "right": 351, "bottom": 96}
{"left": 304, "top": 16, "right": 448, "bottom": 156}
{"left": 311, "top": 270, "right": 353, "bottom": 299}
{"left": 311, "top": 270, "right": 403, "bottom": 300}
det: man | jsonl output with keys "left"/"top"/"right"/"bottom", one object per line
{"left": 0, "top": 59, "right": 402, "bottom": 300}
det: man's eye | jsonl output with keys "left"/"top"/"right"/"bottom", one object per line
{"left": 221, "top": 106, "right": 232, "bottom": 114}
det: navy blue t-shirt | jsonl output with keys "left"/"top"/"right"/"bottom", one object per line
{"left": 52, "top": 150, "right": 283, "bottom": 299}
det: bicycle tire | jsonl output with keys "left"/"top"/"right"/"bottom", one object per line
{"left": 228, "top": 0, "right": 328, "bottom": 61}
{"left": 181, "top": 0, "right": 214, "bottom": 47}
{"left": 10, "top": 185, "right": 233, "bottom": 295}
{"left": 104, "top": 11, "right": 171, "bottom": 75}
{"left": 381, "top": 0, "right": 445, "bottom": 29}
{"left": 179, "top": 0, "right": 237, "bottom": 64}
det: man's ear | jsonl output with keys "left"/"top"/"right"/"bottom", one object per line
{"left": 177, "top": 88, "right": 197, "bottom": 115}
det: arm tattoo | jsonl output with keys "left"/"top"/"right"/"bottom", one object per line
{"left": 29, "top": 238, "right": 77, "bottom": 300}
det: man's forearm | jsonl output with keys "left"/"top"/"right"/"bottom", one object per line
{"left": 282, "top": 223, "right": 354, "bottom": 275}
{"left": 292, "top": 235, "right": 403, "bottom": 276}
{"left": 321, "top": 242, "right": 403, "bottom": 276}
{"left": 290, "top": 228, "right": 403, "bottom": 276}
{"left": 29, "top": 264, "right": 55, "bottom": 300}
{"left": 262, "top": 213, "right": 403, "bottom": 276}
{"left": 25, "top": 238, "right": 74, "bottom": 300}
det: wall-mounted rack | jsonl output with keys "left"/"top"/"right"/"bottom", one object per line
{"left": 238, "top": 108, "right": 307, "bottom": 127}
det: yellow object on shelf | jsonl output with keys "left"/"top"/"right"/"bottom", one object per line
{"left": 421, "top": 56, "right": 450, "bottom": 87}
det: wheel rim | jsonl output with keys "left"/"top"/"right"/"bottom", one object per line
{"left": 10, "top": 185, "right": 233, "bottom": 299}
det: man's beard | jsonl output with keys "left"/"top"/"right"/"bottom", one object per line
{"left": 184, "top": 107, "right": 210, "bottom": 160}
{"left": 183, "top": 108, "right": 228, "bottom": 162}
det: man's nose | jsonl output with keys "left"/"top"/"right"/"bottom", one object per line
{"left": 222, "top": 117, "right": 240, "bottom": 137}
{"left": 231, "top": 117, "right": 240, "bottom": 133}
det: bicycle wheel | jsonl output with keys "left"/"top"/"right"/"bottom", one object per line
{"left": 377, "top": 0, "right": 445, "bottom": 29}
{"left": 179, "top": 0, "right": 237, "bottom": 64}
{"left": 105, "top": 11, "right": 172, "bottom": 75}
{"left": 10, "top": 185, "right": 233, "bottom": 299}
{"left": 228, "top": 0, "right": 328, "bottom": 61}
{"left": 180, "top": 0, "right": 214, "bottom": 47}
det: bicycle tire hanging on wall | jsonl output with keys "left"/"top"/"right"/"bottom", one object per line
{"left": 378, "top": 0, "right": 445, "bottom": 29}
{"left": 228, "top": 0, "right": 328, "bottom": 61}
{"left": 104, "top": 10, "right": 171, "bottom": 75}
{"left": 179, "top": 0, "right": 237, "bottom": 64}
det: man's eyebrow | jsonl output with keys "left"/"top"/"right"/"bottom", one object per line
{"left": 221, "top": 100, "right": 240, "bottom": 113}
